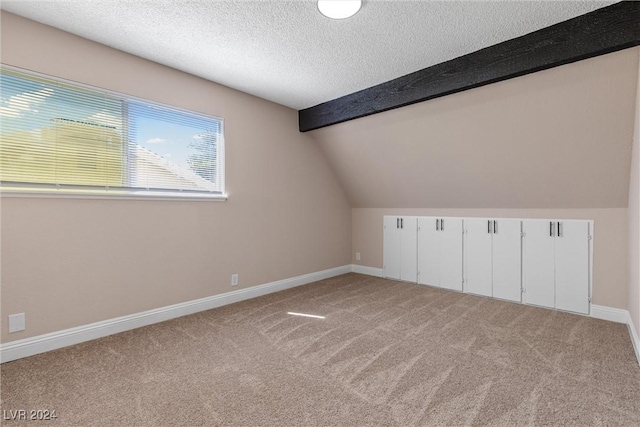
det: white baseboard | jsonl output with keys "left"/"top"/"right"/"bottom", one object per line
{"left": 590, "top": 306, "right": 639, "bottom": 365}
{"left": 351, "top": 264, "right": 384, "bottom": 277}
{"left": 4, "top": 265, "right": 638, "bottom": 368}
{"left": 628, "top": 314, "right": 640, "bottom": 367}
{"left": 591, "top": 304, "right": 630, "bottom": 323}
{"left": 0, "top": 264, "right": 352, "bottom": 364}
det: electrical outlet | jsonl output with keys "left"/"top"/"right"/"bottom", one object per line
{"left": 231, "top": 274, "right": 239, "bottom": 287}
{"left": 355, "top": 252, "right": 361, "bottom": 261}
{"left": 8, "top": 313, "right": 25, "bottom": 333}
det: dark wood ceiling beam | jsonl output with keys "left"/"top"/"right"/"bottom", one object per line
{"left": 299, "top": 1, "right": 640, "bottom": 132}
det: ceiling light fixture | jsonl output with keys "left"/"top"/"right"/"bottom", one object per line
{"left": 318, "top": 0, "right": 362, "bottom": 20}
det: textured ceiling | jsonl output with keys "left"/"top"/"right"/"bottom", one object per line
{"left": 1, "top": 1, "right": 616, "bottom": 110}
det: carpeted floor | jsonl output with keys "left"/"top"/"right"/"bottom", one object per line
{"left": 1, "top": 273, "right": 640, "bottom": 426}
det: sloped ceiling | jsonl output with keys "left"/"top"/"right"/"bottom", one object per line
{"left": 310, "top": 48, "right": 639, "bottom": 209}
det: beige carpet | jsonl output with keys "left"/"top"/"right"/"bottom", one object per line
{"left": 2, "top": 273, "right": 640, "bottom": 426}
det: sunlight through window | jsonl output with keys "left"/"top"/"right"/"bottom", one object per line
{"left": 287, "top": 312, "right": 325, "bottom": 319}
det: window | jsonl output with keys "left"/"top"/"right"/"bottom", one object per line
{"left": 0, "top": 67, "right": 225, "bottom": 199}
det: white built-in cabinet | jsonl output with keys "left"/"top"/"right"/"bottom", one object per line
{"left": 382, "top": 215, "right": 593, "bottom": 315}
{"left": 522, "top": 220, "right": 591, "bottom": 314}
{"left": 464, "top": 219, "right": 521, "bottom": 302}
{"left": 418, "top": 217, "right": 463, "bottom": 291}
{"left": 383, "top": 216, "right": 417, "bottom": 282}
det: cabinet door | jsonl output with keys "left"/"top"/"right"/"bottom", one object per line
{"left": 555, "top": 220, "right": 590, "bottom": 314}
{"left": 400, "top": 216, "right": 418, "bottom": 283}
{"left": 522, "top": 220, "right": 555, "bottom": 308}
{"left": 440, "top": 218, "right": 463, "bottom": 291}
{"left": 383, "top": 216, "right": 401, "bottom": 280}
{"left": 418, "top": 217, "right": 440, "bottom": 287}
{"left": 464, "top": 219, "right": 493, "bottom": 296}
{"left": 492, "top": 219, "right": 522, "bottom": 302}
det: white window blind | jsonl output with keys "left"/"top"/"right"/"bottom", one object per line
{"left": 0, "top": 66, "right": 225, "bottom": 198}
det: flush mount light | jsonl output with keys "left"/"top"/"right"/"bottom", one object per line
{"left": 318, "top": 0, "right": 362, "bottom": 20}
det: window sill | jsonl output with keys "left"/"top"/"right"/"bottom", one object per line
{"left": 0, "top": 189, "right": 228, "bottom": 202}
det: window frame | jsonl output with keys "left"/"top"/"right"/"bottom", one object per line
{"left": 0, "top": 65, "right": 227, "bottom": 201}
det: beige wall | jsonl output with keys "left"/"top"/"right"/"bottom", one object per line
{"left": 311, "top": 49, "right": 639, "bottom": 209}
{"left": 0, "top": 12, "right": 352, "bottom": 342}
{"left": 2, "top": 12, "right": 638, "bottom": 345}
{"left": 629, "top": 59, "right": 640, "bottom": 333}
{"left": 310, "top": 48, "right": 640, "bottom": 311}
{"left": 352, "top": 208, "right": 627, "bottom": 309}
